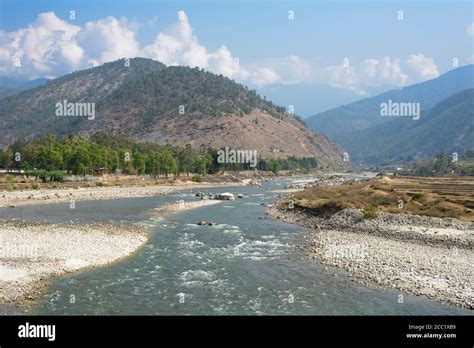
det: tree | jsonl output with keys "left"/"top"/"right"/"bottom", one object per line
{"left": 178, "top": 146, "right": 195, "bottom": 176}
{"left": 36, "top": 146, "right": 63, "bottom": 171}
{"left": 0, "top": 149, "right": 4, "bottom": 169}
{"left": 195, "top": 154, "right": 212, "bottom": 175}
{"left": 268, "top": 159, "right": 281, "bottom": 174}
{"left": 433, "top": 151, "right": 448, "bottom": 174}
{"left": 160, "top": 151, "right": 176, "bottom": 178}
{"left": 132, "top": 151, "right": 146, "bottom": 175}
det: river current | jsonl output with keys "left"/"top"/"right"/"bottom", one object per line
{"left": 1, "top": 177, "right": 470, "bottom": 315}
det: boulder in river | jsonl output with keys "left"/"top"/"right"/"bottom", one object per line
{"left": 217, "top": 192, "right": 235, "bottom": 200}
{"left": 197, "top": 220, "right": 213, "bottom": 226}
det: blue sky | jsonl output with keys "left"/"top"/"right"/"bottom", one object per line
{"left": 0, "top": 0, "right": 473, "bottom": 111}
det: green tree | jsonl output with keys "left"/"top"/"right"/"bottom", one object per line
{"left": 268, "top": 159, "right": 281, "bottom": 174}
{"left": 132, "top": 151, "right": 146, "bottom": 175}
{"left": 36, "top": 146, "right": 63, "bottom": 171}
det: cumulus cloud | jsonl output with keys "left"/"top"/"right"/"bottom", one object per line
{"left": 405, "top": 53, "right": 439, "bottom": 81}
{"left": 0, "top": 12, "right": 83, "bottom": 78}
{"left": 248, "top": 55, "right": 313, "bottom": 86}
{"left": 142, "top": 11, "right": 253, "bottom": 82}
{"left": 320, "top": 55, "right": 438, "bottom": 95}
{"left": 77, "top": 16, "right": 140, "bottom": 67}
{"left": 0, "top": 10, "right": 441, "bottom": 92}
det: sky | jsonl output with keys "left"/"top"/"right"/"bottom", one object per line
{"left": 0, "top": 0, "right": 473, "bottom": 100}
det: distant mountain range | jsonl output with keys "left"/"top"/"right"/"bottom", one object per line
{"left": 256, "top": 83, "right": 393, "bottom": 118}
{"left": 306, "top": 65, "right": 474, "bottom": 164}
{"left": 0, "top": 58, "right": 349, "bottom": 170}
{"left": 0, "top": 77, "right": 49, "bottom": 90}
{"left": 0, "top": 77, "right": 50, "bottom": 99}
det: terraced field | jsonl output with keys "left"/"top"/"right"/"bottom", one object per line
{"left": 291, "top": 175, "right": 474, "bottom": 221}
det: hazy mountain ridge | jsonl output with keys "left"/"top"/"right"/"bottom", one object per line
{"left": 306, "top": 65, "right": 474, "bottom": 141}
{"left": 342, "top": 89, "right": 474, "bottom": 164}
{"left": 305, "top": 65, "right": 474, "bottom": 164}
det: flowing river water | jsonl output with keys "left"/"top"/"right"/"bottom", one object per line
{"left": 2, "top": 177, "right": 471, "bottom": 315}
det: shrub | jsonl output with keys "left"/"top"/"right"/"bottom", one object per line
{"left": 96, "top": 181, "right": 104, "bottom": 187}
{"left": 191, "top": 176, "right": 202, "bottom": 183}
{"left": 34, "top": 170, "right": 48, "bottom": 183}
{"left": 49, "top": 171, "right": 64, "bottom": 182}
{"left": 412, "top": 193, "right": 424, "bottom": 202}
{"left": 31, "top": 183, "right": 40, "bottom": 190}
{"left": 362, "top": 204, "right": 377, "bottom": 219}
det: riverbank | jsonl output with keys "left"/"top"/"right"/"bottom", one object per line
{"left": 0, "top": 220, "right": 149, "bottom": 311}
{"left": 267, "top": 204, "right": 474, "bottom": 309}
{"left": 0, "top": 181, "right": 244, "bottom": 208}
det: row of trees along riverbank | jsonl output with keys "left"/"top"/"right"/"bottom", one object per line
{"left": 0, "top": 132, "right": 318, "bottom": 181}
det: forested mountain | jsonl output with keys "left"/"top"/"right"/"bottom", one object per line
{"left": 0, "top": 58, "right": 349, "bottom": 170}
{"left": 340, "top": 89, "right": 474, "bottom": 164}
{"left": 0, "top": 87, "right": 20, "bottom": 99}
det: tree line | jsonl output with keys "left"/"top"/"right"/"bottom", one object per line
{"left": 400, "top": 150, "right": 474, "bottom": 176}
{"left": 0, "top": 132, "right": 318, "bottom": 181}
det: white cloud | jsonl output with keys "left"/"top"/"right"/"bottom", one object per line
{"left": 320, "top": 55, "right": 438, "bottom": 95}
{"left": 405, "top": 53, "right": 439, "bottom": 81}
{"left": 248, "top": 55, "right": 313, "bottom": 86}
{"left": 321, "top": 57, "right": 407, "bottom": 95}
{"left": 466, "top": 22, "right": 474, "bottom": 36}
{"left": 142, "top": 12, "right": 251, "bottom": 81}
{"left": 249, "top": 68, "right": 281, "bottom": 87}
{"left": 78, "top": 16, "right": 140, "bottom": 67}
{"left": 0, "top": 10, "right": 442, "bottom": 92}
{"left": 0, "top": 12, "right": 83, "bottom": 78}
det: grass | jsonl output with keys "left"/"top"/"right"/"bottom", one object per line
{"left": 289, "top": 176, "right": 474, "bottom": 221}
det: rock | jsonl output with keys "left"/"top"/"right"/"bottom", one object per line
{"left": 216, "top": 192, "right": 235, "bottom": 200}
{"left": 237, "top": 193, "right": 244, "bottom": 198}
{"left": 197, "top": 220, "right": 213, "bottom": 226}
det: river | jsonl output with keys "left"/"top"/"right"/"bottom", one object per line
{"left": 1, "top": 176, "right": 471, "bottom": 315}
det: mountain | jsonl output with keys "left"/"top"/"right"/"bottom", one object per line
{"left": 0, "top": 58, "right": 349, "bottom": 170}
{"left": 0, "top": 86, "right": 21, "bottom": 99}
{"left": 342, "top": 89, "right": 474, "bottom": 164}
{"left": 306, "top": 65, "right": 474, "bottom": 142}
{"left": 0, "top": 77, "right": 49, "bottom": 89}
{"left": 255, "top": 83, "right": 394, "bottom": 118}
{"left": 0, "top": 77, "right": 50, "bottom": 99}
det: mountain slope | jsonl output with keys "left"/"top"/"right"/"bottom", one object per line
{"left": 0, "top": 86, "right": 20, "bottom": 99}
{"left": 342, "top": 89, "right": 474, "bottom": 164}
{"left": 0, "top": 58, "right": 349, "bottom": 170}
{"left": 306, "top": 65, "right": 474, "bottom": 142}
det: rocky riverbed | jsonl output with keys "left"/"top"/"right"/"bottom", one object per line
{"left": 267, "top": 203, "right": 474, "bottom": 309}
{"left": 0, "top": 181, "right": 245, "bottom": 208}
{"left": 153, "top": 199, "right": 223, "bottom": 217}
{"left": 0, "top": 220, "right": 149, "bottom": 310}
